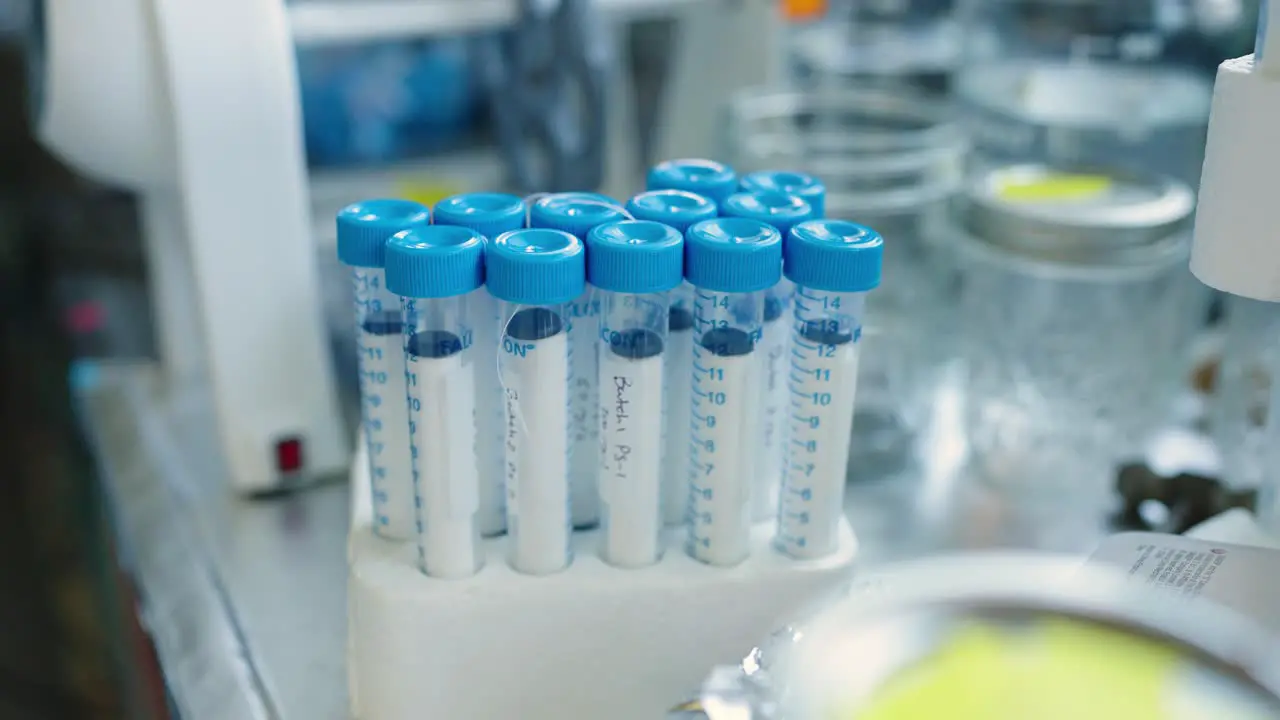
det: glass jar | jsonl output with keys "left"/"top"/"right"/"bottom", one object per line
{"left": 957, "top": 0, "right": 1215, "bottom": 188}
{"left": 956, "top": 164, "right": 1196, "bottom": 513}
{"left": 787, "top": 0, "right": 962, "bottom": 96}
{"left": 1211, "top": 295, "right": 1280, "bottom": 490}
{"left": 724, "top": 86, "right": 968, "bottom": 475}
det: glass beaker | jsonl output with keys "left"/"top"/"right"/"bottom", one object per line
{"left": 954, "top": 164, "right": 1197, "bottom": 517}
{"left": 787, "top": 0, "right": 963, "bottom": 96}
{"left": 956, "top": 0, "right": 1215, "bottom": 187}
{"left": 725, "top": 86, "right": 968, "bottom": 478}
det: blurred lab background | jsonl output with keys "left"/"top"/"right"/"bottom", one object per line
{"left": 0, "top": 0, "right": 1265, "bottom": 717}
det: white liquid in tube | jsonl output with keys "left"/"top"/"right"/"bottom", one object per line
{"left": 688, "top": 291, "right": 760, "bottom": 567}
{"left": 599, "top": 329, "right": 666, "bottom": 568}
{"left": 502, "top": 306, "right": 573, "bottom": 575}
{"left": 568, "top": 292, "right": 601, "bottom": 527}
{"left": 406, "top": 328, "right": 482, "bottom": 578}
{"left": 778, "top": 290, "right": 864, "bottom": 559}
{"left": 754, "top": 307, "right": 790, "bottom": 521}
{"left": 472, "top": 291, "right": 507, "bottom": 536}
{"left": 353, "top": 268, "right": 414, "bottom": 540}
{"left": 662, "top": 309, "right": 695, "bottom": 526}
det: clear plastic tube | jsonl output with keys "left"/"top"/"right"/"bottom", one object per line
{"left": 568, "top": 288, "right": 602, "bottom": 527}
{"left": 528, "top": 193, "right": 631, "bottom": 529}
{"left": 500, "top": 301, "right": 574, "bottom": 575}
{"left": 403, "top": 293, "right": 482, "bottom": 578}
{"left": 471, "top": 290, "right": 507, "bottom": 536}
{"left": 352, "top": 266, "right": 415, "bottom": 539}
{"left": 664, "top": 282, "right": 697, "bottom": 526}
{"left": 777, "top": 289, "right": 866, "bottom": 559}
{"left": 754, "top": 281, "right": 793, "bottom": 521}
{"left": 598, "top": 291, "right": 670, "bottom": 568}
{"left": 432, "top": 192, "right": 529, "bottom": 538}
{"left": 688, "top": 288, "right": 764, "bottom": 567}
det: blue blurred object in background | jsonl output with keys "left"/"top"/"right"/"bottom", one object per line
{"left": 297, "top": 37, "right": 481, "bottom": 167}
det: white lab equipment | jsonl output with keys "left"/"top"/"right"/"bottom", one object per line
{"left": 528, "top": 193, "right": 630, "bottom": 529}
{"left": 646, "top": 158, "right": 739, "bottom": 206}
{"left": 432, "top": 192, "right": 528, "bottom": 537}
{"left": 721, "top": 190, "right": 816, "bottom": 523}
{"left": 739, "top": 169, "right": 827, "bottom": 217}
{"left": 1190, "top": 0, "right": 1280, "bottom": 531}
{"left": 626, "top": 189, "right": 720, "bottom": 526}
{"left": 684, "top": 217, "right": 783, "bottom": 566}
{"left": 776, "top": 220, "right": 882, "bottom": 560}
{"left": 36, "top": 0, "right": 349, "bottom": 492}
{"left": 385, "top": 225, "right": 486, "bottom": 579}
{"left": 486, "top": 228, "right": 585, "bottom": 575}
{"left": 337, "top": 200, "right": 429, "bottom": 540}
{"left": 586, "top": 220, "right": 685, "bottom": 568}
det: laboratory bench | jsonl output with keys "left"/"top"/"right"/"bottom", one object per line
{"left": 81, "top": 361, "right": 1167, "bottom": 719}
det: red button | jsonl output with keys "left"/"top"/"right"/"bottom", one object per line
{"left": 275, "top": 437, "right": 304, "bottom": 474}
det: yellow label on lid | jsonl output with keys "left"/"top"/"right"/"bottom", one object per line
{"left": 998, "top": 174, "right": 1114, "bottom": 203}
{"left": 394, "top": 179, "right": 462, "bottom": 209}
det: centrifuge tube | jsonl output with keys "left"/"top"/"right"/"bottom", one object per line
{"left": 433, "top": 192, "right": 527, "bottom": 537}
{"left": 646, "top": 158, "right": 739, "bottom": 205}
{"left": 529, "top": 193, "right": 629, "bottom": 530}
{"left": 486, "top": 228, "right": 585, "bottom": 575}
{"left": 586, "top": 220, "right": 684, "bottom": 568}
{"left": 626, "top": 189, "right": 720, "bottom": 526}
{"left": 778, "top": 220, "right": 883, "bottom": 560}
{"left": 739, "top": 170, "right": 827, "bottom": 217}
{"left": 722, "top": 191, "right": 816, "bottom": 522}
{"left": 385, "top": 226, "right": 486, "bottom": 578}
{"left": 684, "top": 217, "right": 783, "bottom": 566}
{"left": 337, "top": 199, "right": 430, "bottom": 540}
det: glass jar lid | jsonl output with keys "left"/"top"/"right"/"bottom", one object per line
{"left": 961, "top": 164, "right": 1195, "bottom": 264}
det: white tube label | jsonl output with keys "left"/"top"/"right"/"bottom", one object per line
{"left": 502, "top": 321, "right": 572, "bottom": 575}
{"left": 599, "top": 339, "right": 665, "bottom": 568}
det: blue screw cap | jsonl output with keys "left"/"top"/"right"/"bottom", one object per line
{"left": 646, "top": 159, "right": 738, "bottom": 204}
{"left": 336, "top": 199, "right": 431, "bottom": 268}
{"left": 385, "top": 226, "right": 485, "bottom": 299}
{"left": 625, "top": 190, "right": 718, "bottom": 234}
{"left": 722, "top": 191, "right": 815, "bottom": 238}
{"left": 528, "top": 192, "right": 628, "bottom": 240}
{"left": 486, "top": 228, "right": 586, "bottom": 305}
{"left": 586, "top": 221, "right": 683, "bottom": 294}
{"left": 740, "top": 171, "right": 827, "bottom": 217}
{"left": 785, "top": 220, "right": 883, "bottom": 293}
{"left": 433, "top": 193, "right": 526, "bottom": 238}
{"left": 685, "top": 218, "right": 782, "bottom": 293}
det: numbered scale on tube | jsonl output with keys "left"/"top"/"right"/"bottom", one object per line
{"left": 778, "top": 220, "right": 883, "bottom": 559}
{"left": 385, "top": 225, "right": 488, "bottom": 579}
{"left": 683, "top": 217, "right": 783, "bottom": 567}
{"left": 337, "top": 199, "right": 431, "bottom": 541}
{"left": 722, "top": 190, "right": 817, "bottom": 522}
{"left": 625, "top": 189, "right": 719, "bottom": 527}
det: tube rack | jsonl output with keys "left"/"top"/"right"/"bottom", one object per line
{"left": 345, "top": 439, "right": 859, "bottom": 720}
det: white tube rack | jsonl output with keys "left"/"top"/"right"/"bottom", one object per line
{"left": 346, "top": 440, "right": 859, "bottom": 720}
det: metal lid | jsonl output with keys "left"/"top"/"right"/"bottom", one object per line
{"left": 961, "top": 165, "right": 1195, "bottom": 264}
